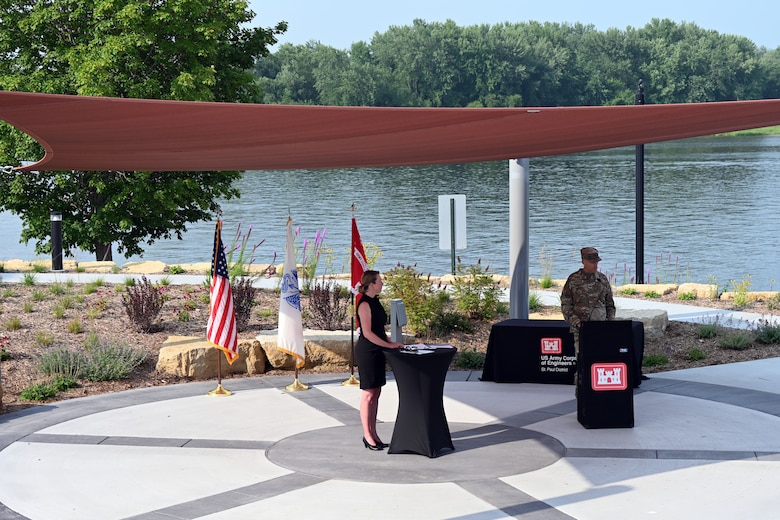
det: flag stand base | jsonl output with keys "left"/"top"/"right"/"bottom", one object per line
{"left": 341, "top": 374, "right": 360, "bottom": 387}
{"left": 208, "top": 384, "right": 233, "bottom": 396}
{"left": 285, "top": 378, "right": 309, "bottom": 392}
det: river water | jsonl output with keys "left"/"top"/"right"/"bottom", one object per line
{"left": 2, "top": 135, "right": 780, "bottom": 290}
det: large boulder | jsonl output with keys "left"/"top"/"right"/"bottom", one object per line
{"left": 615, "top": 308, "right": 668, "bottom": 339}
{"left": 120, "top": 260, "right": 167, "bottom": 274}
{"left": 678, "top": 282, "right": 719, "bottom": 299}
{"left": 156, "top": 336, "right": 267, "bottom": 379}
{"left": 77, "top": 261, "right": 117, "bottom": 273}
{"left": 257, "top": 329, "right": 355, "bottom": 371}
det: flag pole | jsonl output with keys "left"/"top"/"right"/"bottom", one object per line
{"left": 342, "top": 204, "right": 360, "bottom": 386}
{"left": 280, "top": 215, "right": 308, "bottom": 392}
{"left": 341, "top": 293, "right": 359, "bottom": 386}
{"left": 207, "top": 218, "right": 233, "bottom": 396}
{"left": 208, "top": 354, "right": 232, "bottom": 396}
{"left": 286, "top": 365, "right": 309, "bottom": 391}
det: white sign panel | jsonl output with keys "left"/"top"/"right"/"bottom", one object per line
{"left": 438, "top": 194, "right": 466, "bottom": 250}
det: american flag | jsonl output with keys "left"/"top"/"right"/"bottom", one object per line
{"left": 207, "top": 220, "right": 238, "bottom": 364}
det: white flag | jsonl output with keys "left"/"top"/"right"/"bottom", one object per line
{"left": 278, "top": 217, "right": 305, "bottom": 368}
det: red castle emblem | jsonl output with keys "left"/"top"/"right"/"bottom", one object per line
{"left": 591, "top": 363, "right": 628, "bottom": 391}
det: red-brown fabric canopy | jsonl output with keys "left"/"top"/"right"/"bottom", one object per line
{"left": 2, "top": 91, "right": 780, "bottom": 172}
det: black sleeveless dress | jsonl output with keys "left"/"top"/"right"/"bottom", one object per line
{"left": 355, "top": 294, "right": 389, "bottom": 389}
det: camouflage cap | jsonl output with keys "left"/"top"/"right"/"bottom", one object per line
{"left": 580, "top": 247, "right": 602, "bottom": 262}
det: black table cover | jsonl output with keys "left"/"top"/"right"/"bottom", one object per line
{"left": 482, "top": 319, "right": 576, "bottom": 383}
{"left": 384, "top": 346, "right": 456, "bottom": 458}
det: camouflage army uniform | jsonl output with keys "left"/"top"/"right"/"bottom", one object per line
{"left": 561, "top": 268, "right": 616, "bottom": 355}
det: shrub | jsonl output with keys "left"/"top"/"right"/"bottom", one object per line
{"left": 121, "top": 276, "right": 165, "bottom": 332}
{"left": 5, "top": 316, "right": 21, "bottom": 331}
{"left": 753, "top": 322, "right": 780, "bottom": 344}
{"left": 38, "top": 348, "right": 87, "bottom": 377}
{"left": 528, "top": 292, "right": 544, "bottom": 312}
{"left": 49, "top": 283, "right": 65, "bottom": 295}
{"left": 82, "top": 342, "right": 147, "bottom": 381}
{"left": 429, "top": 310, "right": 474, "bottom": 336}
{"left": 719, "top": 332, "right": 752, "bottom": 351}
{"left": 452, "top": 261, "right": 503, "bottom": 320}
{"left": 688, "top": 348, "right": 707, "bottom": 361}
{"left": 231, "top": 276, "right": 259, "bottom": 332}
{"left": 53, "top": 304, "right": 66, "bottom": 319}
{"left": 455, "top": 348, "right": 485, "bottom": 369}
{"left": 31, "top": 289, "right": 46, "bottom": 301}
{"left": 169, "top": 265, "right": 185, "bottom": 275}
{"left": 83, "top": 279, "right": 104, "bottom": 294}
{"left": 678, "top": 292, "right": 697, "bottom": 301}
{"left": 67, "top": 318, "right": 84, "bottom": 334}
{"left": 730, "top": 275, "right": 752, "bottom": 308}
{"left": 384, "top": 264, "right": 442, "bottom": 335}
{"left": 50, "top": 375, "right": 79, "bottom": 392}
{"left": 35, "top": 331, "right": 54, "bottom": 347}
{"left": 22, "top": 272, "right": 37, "bottom": 286}
{"left": 697, "top": 323, "right": 718, "bottom": 339}
{"left": 618, "top": 287, "right": 637, "bottom": 295}
{"left": 306, "top": 278, "right": 348, "bottom": 330}
{"left": 643, "top": 354, "right": 669, "bottom": 367}
{"left": 644, "top": 290, "right": 661, "bottom": 298}
{"left": 20, "top": 383, "right": 56, "bottom": 401}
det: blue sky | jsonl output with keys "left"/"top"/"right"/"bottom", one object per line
{"left": 249, "top": 0, "right": 779, "bottom": 51}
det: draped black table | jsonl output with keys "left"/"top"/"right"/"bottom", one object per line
{"left": 384, "top": 346, "right": 457, "bottom": 458}
{"left": 482, "top": 319, "right": 644, "bottom": 385}
{"left": 482, "top": 319, "right": 576, "bottom": 383}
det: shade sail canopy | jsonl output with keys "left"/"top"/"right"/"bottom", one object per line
{"left": 2, "top": 91, "right": 780, "bottom": 172}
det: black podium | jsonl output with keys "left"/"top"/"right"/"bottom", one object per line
{"left": 384, "top": 346, "right": 456, "bottom": 458}
{"left": 482, "top": 320, "right": 576, "bottom": 383}
{"left": 577, "top": 321, "right": 636, "bottom": 429}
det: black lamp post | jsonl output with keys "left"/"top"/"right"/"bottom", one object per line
{"left": 50, "top": 211, "right": 63, "bottom": 271}
{"left": 635, "top": 79, "right": 645, "bottom": 284}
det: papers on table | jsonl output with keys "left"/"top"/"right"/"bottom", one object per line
{"left": 401, "top": 343, "right": 455, "bottom": 354}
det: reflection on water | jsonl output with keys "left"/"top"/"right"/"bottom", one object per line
{"left": 2, "top": 136, "right": 779, "bottom": 290}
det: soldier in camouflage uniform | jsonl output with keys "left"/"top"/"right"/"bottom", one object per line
{"left": 561, "top": 247, "right": 616, "bottom": 356}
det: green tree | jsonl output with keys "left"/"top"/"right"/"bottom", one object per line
{"left": 0, "top": 0, "right": 286, "bottom": 260}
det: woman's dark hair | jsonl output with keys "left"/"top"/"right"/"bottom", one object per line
{"left": 358, "top": 270, "right": 380, "bottom": 294}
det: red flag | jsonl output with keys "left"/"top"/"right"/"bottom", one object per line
{"left": 351, "top": 216, "right": 368, "bottom": 306}
{"left": 207, "top": 220, "right": 238, "bottom": 364}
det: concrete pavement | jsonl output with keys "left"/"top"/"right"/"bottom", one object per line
{"left": 2, "top": 358, "right": 780, "bottom": 519}
{"left": 2, "top": 273, "right": 780, "bottom": 518}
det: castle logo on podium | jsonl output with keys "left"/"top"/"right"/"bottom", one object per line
{"left": 540, "top": 337, "right": 562, "bottom": 355}
{"left": 591, "top": 363, "right": 628, "bottom": 391}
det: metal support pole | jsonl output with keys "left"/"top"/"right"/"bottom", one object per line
{"left": 635, "top": 79, "right": 645, "bottom": 284}
{"left": 50, "top": 211, "right": 63, "bottom": 271}
{"left": 450, "top": 198, "right": 456, "bottom": 275}
{"left": 509, "top": 158, "right": 530, "bottom": 319}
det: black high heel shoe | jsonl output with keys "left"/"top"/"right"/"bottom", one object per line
{"left": 376, "top": 439, "right": 389, "bottom": 449}
{"left": 362, "top": 437, "right": 384, "bottom": 451}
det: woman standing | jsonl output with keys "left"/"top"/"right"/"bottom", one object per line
{"left": 355, "top": 270, "right": 404, "bottom": 450}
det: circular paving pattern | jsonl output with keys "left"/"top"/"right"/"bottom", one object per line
{"left": 267, "top": 422, "right": 564, "bottom": 484}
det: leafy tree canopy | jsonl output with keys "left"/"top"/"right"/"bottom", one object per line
{"left": 0, "top": 0, "right": 287, "bottom": 260}
{"left": 255, "top": 18, "right": 779, "bottom": 108}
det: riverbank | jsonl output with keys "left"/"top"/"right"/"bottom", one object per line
{"left": 3, "top": 262, "right": 780, "bottom": 416}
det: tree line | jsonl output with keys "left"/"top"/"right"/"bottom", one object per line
{"left": 254, "top": 18, "right": 780, "bottom": 107}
